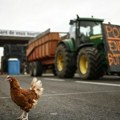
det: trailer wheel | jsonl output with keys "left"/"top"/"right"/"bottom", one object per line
{"left": 55, "top": 44, "right": 76, "bottom": 78}
{"left": 29, "top": 62, "right": 34, "bottom": 76}
{"left": 52, "top": 65, "right": 57, "bottom": 76}
{"left": 33, "top": 61, "right": 43, "bottom": 76}
{"left": 77, "top": 47, "right": 106, "bottom": 80}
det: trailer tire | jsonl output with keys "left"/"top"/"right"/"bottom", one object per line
{"left": 33, "top": 61, "right": 43, "bottom": 76}
{"left": 77, "top": 47, "right": 106, "bottom": 80}
{"left": 55, "top": 44, "right": 76, "bottom": 78}
{"left": 29, "top": 62, "right": 34, "bottom": 76}
{"left": 52, "top": 65, "right": 57, "bottom": 76}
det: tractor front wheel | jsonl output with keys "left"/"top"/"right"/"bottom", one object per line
{"left": 55, "top": 44, "right": 76, "bottom": 78}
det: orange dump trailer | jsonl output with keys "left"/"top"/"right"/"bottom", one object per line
{"left": 26, "top": 29, "right": 67, "bottom": 76}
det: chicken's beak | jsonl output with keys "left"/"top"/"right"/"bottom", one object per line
{"left": 5, "top": 75, "right": 10, "bottom": 81}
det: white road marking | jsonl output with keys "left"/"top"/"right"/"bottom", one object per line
{"left": 43, "top": 90, "right": 120, "bottom": 97}
{"left": 1, "top": 78, "right": 120, "bottom": 99}
{"left": 1, "top": 90, "right": 120, "bottom": 99}
{"left": 43, "top": 78, "right": 64, "bottom": 82}
{"left": 0, "top": 90, "right": 120, "bottom": 99}
{"left": 50, "top": 112, "right": 58, "bottom": 116}
{"left": 0, "top": 97, "right": 10, "bottom": 99}
{"left": 75, "top": 81, "right": 120, "bottom": 87}
{"left": 43, "top": 77, "right": 120, "bottom": 87}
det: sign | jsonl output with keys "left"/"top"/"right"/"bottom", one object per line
{"left": 0, "top": 29, "right": 39, "bottom": 38}
{"left": 104, "top": 24, "right": 120, "bottom": 71}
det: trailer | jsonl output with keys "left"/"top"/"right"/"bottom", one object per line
{"left": 26, "top": 29, "right": 67, "bottom": 76}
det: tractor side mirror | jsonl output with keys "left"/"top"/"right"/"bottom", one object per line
{"left": 69, "top": 20, "right": 74, "bottom": 25}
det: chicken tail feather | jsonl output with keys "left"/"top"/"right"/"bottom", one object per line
{"left": 30, "top": 77, "right": 43, "bottom": 97}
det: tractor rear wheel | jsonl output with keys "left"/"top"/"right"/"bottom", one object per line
{"left": 55, "top": 44, "right": 76, "bottom": 78}
{"left": 77, "top": 47, "right": 106, "bottom": 80}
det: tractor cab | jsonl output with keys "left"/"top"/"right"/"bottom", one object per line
{"left": 69, "top": 17, "right": 104, "bottom": 48}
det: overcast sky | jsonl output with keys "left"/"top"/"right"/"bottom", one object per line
{"left": 0, "top": 0, "right": 120, "bottom": 58}
{"left": 0, "top": 0, "right": 120, "bottom": 32}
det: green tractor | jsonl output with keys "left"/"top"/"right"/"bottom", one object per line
{"left": 55, "top": 15, "right": 120, "bottom": 80}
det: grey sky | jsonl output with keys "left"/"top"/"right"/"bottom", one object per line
{"left": 0, "top": 0, "right": 120, "bottom": 32}
{"left": 0, "top": 0, "right": 120, "bottom": 59}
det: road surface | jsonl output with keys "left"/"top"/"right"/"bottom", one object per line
{"left": 0, "top": 74, "right": 120, "bottom": 120}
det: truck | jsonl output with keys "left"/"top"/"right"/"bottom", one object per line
{"left": 26, "top": 15, "right": 120, "bottom": 80}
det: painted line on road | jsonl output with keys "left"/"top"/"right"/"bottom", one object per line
{"left": 43, "top": 90, "right": 120, "bottom": 97}
{"left": 75, "top": 81, "right": 120, "bottom": 87}
{"left": 1, "top": 90, "right": 120, "bottom": 99}
{"left": 0, "top": 97, "right": 10, "bottom": 99}
{"left": 43, "top": 78, "right": 65, "bottom": 82}
{"left": 42, "top": 77, "right": 120, "bottom": 87}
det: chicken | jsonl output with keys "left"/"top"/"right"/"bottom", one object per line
{"left": 6, "top": 76, "right": 43, "bottom": 120}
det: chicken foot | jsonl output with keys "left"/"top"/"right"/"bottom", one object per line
{"left": 17, "top": 110, "right": 28, "bottom": 120}
{"left": 22, "top": 112, "right": 28, "bottom": 120}
{"left": 16, "top": 110, "right": 27, "bottom": 120}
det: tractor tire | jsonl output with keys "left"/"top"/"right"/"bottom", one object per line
{"left": 77, "top": 47, "right": 106, "bottom": 80}
{"left": 33, "top": 61, "right": 43, "bottom": 76}
{"left": 55, "top": 44, "right": 76, "bottom": 78}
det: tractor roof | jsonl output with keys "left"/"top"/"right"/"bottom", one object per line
{"left": 77, "top": 17, "right": 104, "bottom": 22}
{"left": 70, "top": 17, "right": 104, "bottom": 25}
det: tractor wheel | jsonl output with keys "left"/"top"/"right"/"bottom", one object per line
{"left": 33, "top": 61, "right": 43, "bottom": 76}
{"left": 77, "top": 47, "right": 106, "bottom": 80}
{"left": 55, "top": 44, "right": 76, "bottom": 78}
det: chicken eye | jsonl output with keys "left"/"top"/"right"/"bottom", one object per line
{"left": 9, "top": 78, "right": 12, "bottom": 81}
{"left": 37, "top": 89, "right": 40, "bottom": 91}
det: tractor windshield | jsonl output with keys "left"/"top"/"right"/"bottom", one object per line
{"left": 80, "top": 21, "right": 102, "bottom": 35}
{"left": 79, "top": 21, "right": 103, "bottom": 43}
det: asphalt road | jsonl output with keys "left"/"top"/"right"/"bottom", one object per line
{"left": 0, "top": 74, "right": 120, "bottom": 120}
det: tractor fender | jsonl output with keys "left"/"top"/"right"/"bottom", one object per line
{"left": 77, "top": 43, "right": 95, "bottom": 53}
{"left": 57, "top": 39, "right": 75, "bottom": 52}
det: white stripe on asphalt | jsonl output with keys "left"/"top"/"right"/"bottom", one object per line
{"left": 0, "top": 97, "right": 10, "bottom": 99}
{"left": 43, "top": 77, "right": 120, "bottom": 87}
{"left": 43, "top": 78, "right": 65, "bottom": 82}
{"left": 43, "top": 90, "right": 120, "bottom": 97}
{"left": 1, "top": 90, "right": 120, "bottom": 99}
{"left": 75, "top": 81, "right": 120, "bottom": 87}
